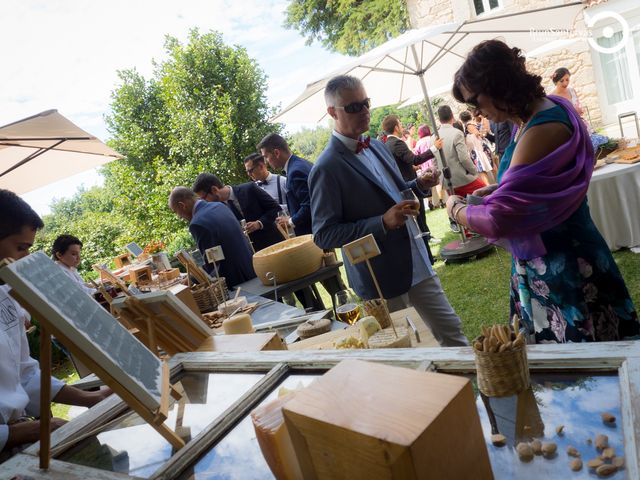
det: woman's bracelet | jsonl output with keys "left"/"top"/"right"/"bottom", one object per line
{"left": 453, "top": 204, "right": 466, "bottom": 224}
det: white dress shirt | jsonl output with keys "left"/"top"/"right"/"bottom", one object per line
{"left": 0, "top": 285, "right": 65, "bottom": 451}
{"left": 258, "top": 172, "right": 288, "bottom": 209}
{"left": 55, "top": 262, "right": 96, "bottom": 295}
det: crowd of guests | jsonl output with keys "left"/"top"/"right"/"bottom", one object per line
{"left": 1, "top": 39, "right": 638, "bottom": 459}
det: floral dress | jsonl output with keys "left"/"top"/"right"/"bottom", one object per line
{"left": 499, "top": 106, "right": 639, "bottom": 343}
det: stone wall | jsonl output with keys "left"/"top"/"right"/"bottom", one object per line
{"left": 406, "top": 0, "right": 603, "bottom": 127}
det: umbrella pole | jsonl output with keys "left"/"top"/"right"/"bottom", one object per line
{"left": 410, "top": 45, "right": 466, "bottom": 243}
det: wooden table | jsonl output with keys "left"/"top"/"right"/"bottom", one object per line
{"left": 288, "top": 307, "right": 437, "bottom": 350}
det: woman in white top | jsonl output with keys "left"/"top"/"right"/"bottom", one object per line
{"left": 550, "top": 67, "right": 584, "bottom": 116}
{"left": 52, "top": 234, "right": 96, "bottom": 295}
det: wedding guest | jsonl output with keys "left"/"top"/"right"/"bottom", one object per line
{"left": 51, "top": 234, "right": 96, "bottom": 295}
{"left": 448, "top": 40, "right": 639, "bottom": 343}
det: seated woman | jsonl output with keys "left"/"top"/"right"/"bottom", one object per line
{"left": 52, "top": 234, "right": 96, "bottom": 295}
{"left": 0, "top": 190, "right": 110, "bottom": 459}
{"left": 447, "top": 40, "right": 639, "bottom": 343}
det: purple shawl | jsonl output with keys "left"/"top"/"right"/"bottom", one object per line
{"left": 466, "top": 96, "right": 594, "bottom": 259}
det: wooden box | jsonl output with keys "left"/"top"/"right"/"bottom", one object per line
{"left": 168, "top": 283, "right": 201, "bottom": 316}
{"left": 283, "top": 359, "right": 493, "bottom": 480}
{"left": 113, "top": 253, "right": 132, "bottom": 269}
{"left": 129, "top": 264, "right": 153, "bottom": 285}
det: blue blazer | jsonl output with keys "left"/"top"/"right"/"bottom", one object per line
{"left": 309, "top": 135, "right": 425, "bottom": 299}
{"left": 189, "top": 201, "right": 256, "bottom": 288}
{"left": 285, "top": 155, "right": 314, "bottom": 236}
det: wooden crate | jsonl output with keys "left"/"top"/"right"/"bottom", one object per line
{"left": 129, "top": 264, "right": 153, "bottom": 285}
{"left": 113, "top": 253, "right": 132, "bottom": 269}
{"left": 283, "top": 359, "right": 493, "bottom": 479}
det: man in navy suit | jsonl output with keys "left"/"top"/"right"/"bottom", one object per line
{"left": 257, "top": 133, "right": 346, "bottom": 307}
{"left": 192, "top": 173, "right": 284, "bottom": 252}
{"left": 308, "top": 75, "right": 467, "bottom": 347}
{"left": 257, "top": 134, "right": 313, "bottom": 236}
{"left": 168, "top": 187, "right": 255, "bottom": 288}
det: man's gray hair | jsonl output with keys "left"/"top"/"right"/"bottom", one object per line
{"left": 168, "top": 186, "right": 197, "bottom": 208}
{"left": 324, "top": 75, "right": 364, "bottom": 107}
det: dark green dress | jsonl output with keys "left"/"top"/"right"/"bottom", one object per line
{"left": 498, "top": 106, "right": 639, "bottom": 343}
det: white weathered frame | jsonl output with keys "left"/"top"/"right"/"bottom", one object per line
{"left": 2, "top": 341, "right": 639, "bottom": 479}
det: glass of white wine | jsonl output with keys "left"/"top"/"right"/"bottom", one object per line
{"left": 399, "top": 189, "right": 428, "bottom": 239}
{"left": 334, "top": 290, "right": 361, "bottom": 325}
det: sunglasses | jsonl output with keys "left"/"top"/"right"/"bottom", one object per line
{"left": 335, "top": 98, "right": 371, "bottom": 114}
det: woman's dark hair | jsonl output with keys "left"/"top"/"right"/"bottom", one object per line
{"left": 417, "top": 124, "right": 431, "bottom": 138}
{"left": 459, "top": 111, "right": 472, "bottom": 123}
{"left": 52, "top": 234, "right": 82, "bottom": 261}
{"left": 452, "top": 40, "right": 545, "bottom": 121}
{"left": 452, "top": 121, "right": 465, "bottom": 132}
{"left": 0, "top": 189, "right": 43, "bottom": 241}
{"left": 551, "top": 67, "right": 571, "bottom": 84}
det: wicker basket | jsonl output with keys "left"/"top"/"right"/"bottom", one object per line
{"left": 474, "top": 336, "right": 530, "bottom": 397}
{"left": 253, "top": 234, "right": 323, "bottom": 286}
{"left": 191, "top": 278, "right": 229, "bottom": 313}
{"left": 363, "top": 298, "right": 392, "bottom": 329}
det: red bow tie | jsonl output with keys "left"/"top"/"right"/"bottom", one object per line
{"left": 355, "top": 136, "right": 370, "bottom": 154}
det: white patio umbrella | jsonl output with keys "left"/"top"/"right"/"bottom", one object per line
{"left": 272, "top": 2, "right": 585, "bottom": 125}
{"left": 0, "top": 109, "right": 123, "bottom": 194}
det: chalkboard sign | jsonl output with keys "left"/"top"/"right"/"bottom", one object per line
{"left": 0, "top": 252, "right": 162, "bottom": 411}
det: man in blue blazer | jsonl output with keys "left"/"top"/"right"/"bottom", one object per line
{"left": 168, "top": 187, "right": 255, "bottom": 288}
{"left": 308, "top": 75, "right": 467, "bottom": 347}
{"left": 258, "top": 133, "right": 313, "bottom": 236}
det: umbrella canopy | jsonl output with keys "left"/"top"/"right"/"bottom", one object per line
{"left": 0, "top": 109, "right": 123, "bottom": 194}
{"left": 272, "top": 2, "right": 585, "bottom": 124}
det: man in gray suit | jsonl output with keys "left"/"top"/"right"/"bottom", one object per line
{"left": 436, "top": 105, "right": 486, "bottom": 197}
{"left": 308, "top": 75, "right": 468, "bottom": 347}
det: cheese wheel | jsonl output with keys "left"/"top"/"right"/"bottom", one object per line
{"left": 222, "top": 313, "right": 254, "bottom": 334}
{"left": 368, "top": 326, "right": 411, "bottom": 349}
{"left": 251, "top": 393, "right": 303, "bottom": 480}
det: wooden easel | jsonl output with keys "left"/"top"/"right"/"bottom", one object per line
{"left": 0, "top": 258, "right": 187, "bottom": 471}
{"left": 113, "top": 295, "right": 211, "bottom": 357}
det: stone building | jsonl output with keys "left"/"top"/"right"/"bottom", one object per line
{"left": 406, "top": 0, "right": 640, "bottom": 135}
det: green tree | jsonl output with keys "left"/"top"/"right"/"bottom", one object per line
{"left": 285, "top": 0, "right": 409, "bottom": 56}
{"left": 103, "top": 29, "right": 279, "bottom": 251}
{"left": 288, "top": 125, "right": 332, "bottom": 161}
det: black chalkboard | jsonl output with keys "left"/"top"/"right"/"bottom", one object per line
{"left": 0, "top": 252, "right": 162, "bottom": 410}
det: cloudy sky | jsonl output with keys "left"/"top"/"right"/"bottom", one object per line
{"left": 1, "top": 0, "right": 349, "bottom": 214}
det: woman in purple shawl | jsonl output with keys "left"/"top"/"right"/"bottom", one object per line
{"left": 446, "top": 40, "right": 639, "bottom": 344}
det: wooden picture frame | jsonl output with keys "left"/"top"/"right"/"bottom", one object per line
{"left": 1, "top": 338, "right": 638, "bottom": 479}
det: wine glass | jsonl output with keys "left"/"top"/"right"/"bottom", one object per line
{"left": 334, "top": 290, "right": 361, "bottom": 325}
{"left": 399, "top": 189, "right": 429, "bottom": 239}
{"left": 276, "top": 208, "right": 295, "bottom": 238}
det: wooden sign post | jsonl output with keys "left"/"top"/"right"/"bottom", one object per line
{"left": 342, "top": 234, "right": 397, "bottom": 336}
{"left": 0, "top": 253, "right": 187, "bottom": 470}
{"left": 205, "top": 245, "right": 225, "bottom": 284}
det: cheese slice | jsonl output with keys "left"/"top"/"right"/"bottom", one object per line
{"left": 222, "top": 313, "right": 254, "bottom": 334}
{"left": 368, "top": 326, "right": 411, "bottom": 349}
{"left": 251, "top": 393, "right": 303, "bottom": 480}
